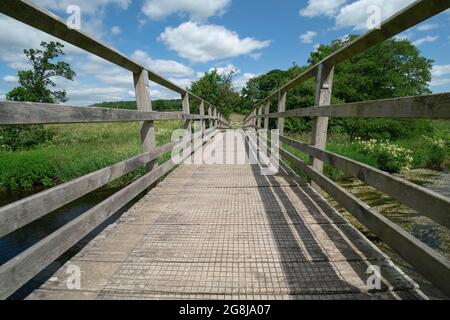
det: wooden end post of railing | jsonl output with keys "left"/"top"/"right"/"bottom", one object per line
{"left": 134, "top": 69, "right": 156, "bottom": 172}
{"left": 214, "top": 107, "right": 218, "bottom": 128}
{"left": 208, "top": 104, "right": 213, "bottom": 129}
{"left": 277, "top": 90, "right": 286, "bottom": 136}
{"left": 199, "top": 100, "right": 205, "bottom": 133}
{"left": 264, "top": 101, "right": 270, "bottom": 130}
{"left": 310, "top": 63, "right": 334, "bottom": 189}
{"left": 256, "top": 105, "right": 262, "bottom": 128}
{"left": 182, "top": 92, "right": 191, "bottom": 135}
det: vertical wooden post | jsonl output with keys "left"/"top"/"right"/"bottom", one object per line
{"left": 199, "top": 101, "right": 205, "bottom": 132}
{"left": 264, "top": 101, "right": 270, "bottom": 130}
{"left": 208, "top": 104, "right": 213, "bottom": 129}
{"left": 182, "top": 92, "right": 191, "bottom": 136}
{"left": 310, "top": 63, "right": 334, "bottom": 176}
{"left": 256, "top": 105, "right": 262, "bottom": 128}
{"left": 277, "top": 90, "right": 286, "bottom": 136}
{"left": 213, "top": 108, "right": 218, "bottom": 128}
{"left": 134, "top": 69, "right": 156, "bottom": 173}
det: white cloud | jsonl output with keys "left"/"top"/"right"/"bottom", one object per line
{"left": 432, "top": 64, "right": 450, "bottom": 77}
{"left": 430, "top": 78, "right": 450, "bottom": 87}
{"left": 413, "top": 35, "right": 438, "bottom": 46}
{"left": 234, "top": 73, "right": 257, "bottom": 91}
{"left": 3, "top": 75, "right": 18, "bottom": 84}
{"left": 300, "top": 0, "right": 416, "bottom": 31}
{"left": 299, "top": 31, "right": 317, "bottom": 44}
{"left": 111, "top": 26, "right": 122, "bottom": 35}
{"left": 430, "top": 65, "right": 450, "bottom": 88}
{"left": 35, "top": 0, "right": 131, "bottom": 15}
{"left": 335, "top": 0, "right": 416, "bottom": 30}
{"left": 131, "top": 50, "right": 194, "bottom": 78}
{"left": 159, "top": 21, "right": 271, "bottom": 63}
{"left": 33, "top": 0, "right": 131, "bottom": 39}
{"left": 417, "top": 23, "right": 439, "bottom": 32}
{"left": 209, "top": 64, "right": 239, "bottom": 75}
{"left": 300, "top": 0, "right": 347, "bottom": 17}
{"left": 0, "top": 16, "right": 84, "bottom": 71}
{"left": 66, "top": 84, "right": 130, "bottom": 104}
{"left": 79, "top": 55, "right": 133, "bottom": 86}
{"left": 141, "top": 0, "right": 230, "bottom": 20}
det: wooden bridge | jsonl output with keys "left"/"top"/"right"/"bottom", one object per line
{"left": 0, "top": 0, "right": 449, "bottom": 300}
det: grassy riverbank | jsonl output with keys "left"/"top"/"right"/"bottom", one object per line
{"left": 284, "top": 120, "right": 449, "bottom": 180}
{"left": 0, "top": 121, "right": 183, "bottom": 193}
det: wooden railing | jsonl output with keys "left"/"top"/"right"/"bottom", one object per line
{"left": 0, "top": 0, "right": 228, "bottom": 299}
{"left": 244, "top": 0, "right": 450, "bottom": 296}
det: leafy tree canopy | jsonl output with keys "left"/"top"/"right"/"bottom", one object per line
{"left": 1, "top": 41, "right": 75, "bottom": 150}
{"left": 239, "top": 36, "right": 434, "bottom": 138}
{"left": 189, "top": 69, "right": 241, "bottom": 118}
{"left": 6, "top": 41, "right": 75, "bottom": 103}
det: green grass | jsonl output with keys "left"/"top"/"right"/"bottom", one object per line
{"left": 285, "top": 120, "right": 449, "bottom": 181}
{"left": 0, "top": 121, "right": 183, "bottom": 192}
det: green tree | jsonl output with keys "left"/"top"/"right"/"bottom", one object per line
{"left": 189, "top": 69, "right": 240, "bottom": 118}
{"left": 240, "top": 36, "right": 434, "bottom": 139}
{"left": 1, "top": 41, "right": 75, "bottom": 150}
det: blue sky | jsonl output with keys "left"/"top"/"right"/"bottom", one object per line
{"left": 0, "top": 0, "right": 449, "bottom": 105}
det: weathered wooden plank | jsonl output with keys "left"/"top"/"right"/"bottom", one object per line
{"left": 277, "top": 91, "right": 286, "bottom": 136}
{"left": 0, "top": 159, "right": 175, "bottom": 300}
{"left": 280, "top": 135, "right": 450, "bottom": 229}
{"left": 134, "top": 69, "right": 156, "bottom": 173}
{"left": 257, "top": 0, "right": 450, "bottom": 105}
{"left": 0, "top": 101, "right": 184, "bottom": 124}
{"left": 0, "top": 130, "right": 220, "bottom": 300}
{"left": 0, "top": 140, "right": 182, "bottom": 238}
{"left": 279, "top": 147, "right": 450, "bottom": 297}
{"left": 0, "top": 0, "right": 221, "bottom": 106}
{"left": 199, "top": 101, "right": 205, "bottom": 133}
{"left": 261, "top": 92, "right": 450, "bottom": 119}
{"left": 264, "top": 101, "right": 270, "bottom": 130}
{"left": 310, "top": 64, "right": 334, "bottom": 177}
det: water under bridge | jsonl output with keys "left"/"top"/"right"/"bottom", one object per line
{"left": 0, "top": 0, "right": 449, "bottom": 300}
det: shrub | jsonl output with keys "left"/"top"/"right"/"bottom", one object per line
{"left": 354, "top": 138, "right": 413, "bottom": 173}
{"left": 0, "top": 125, "right": 53, "bottom": 151}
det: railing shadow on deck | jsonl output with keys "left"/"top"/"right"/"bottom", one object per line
{"left": 244, "top": 135, "right": 417, "bottom": 298}
{"left": 242, "top": 0, "right": 450, "bottom": 297}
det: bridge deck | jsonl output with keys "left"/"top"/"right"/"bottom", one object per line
{"left": 27, "top": 135, "right": 423, "bottom": 300}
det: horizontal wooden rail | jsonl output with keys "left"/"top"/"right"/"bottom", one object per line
{"left": 0, "top": 0, "right": 223, "bottom": 110}
{"left": 279, "top": 135, "right": 450, "bottom": 229}
{"left": 0, "top": 138, "right": 187, "bottom": 238}
{"left": 279, "top": 147, "right": 450, "bottom": 297}
{"left": 0, "top": 129, "right": 219, "bottom": 299}
{"left": 254, "top": 0, "right": 450, "bottom": 107}
{"left": 0, "top": 101, "right": 220, "bottom": 125}
{"left": 249, "top": 93, "right": 450, "bottom": 120}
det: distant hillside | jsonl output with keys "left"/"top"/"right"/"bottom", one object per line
{"left": 91, "top": 99, "right": 182, "bottom": 112}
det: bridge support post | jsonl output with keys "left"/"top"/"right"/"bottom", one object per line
{"left": 310, "top": 63, "right": 334, "bottom": 188}
{"left": 213, "top": 108, "right": 218, "bottom": 128}
{"left": 134, "top": 69, "right": 156, "bottom": 173}
{"left": 264, "top": 101, "right": 270, "bottom": 130}
{"left": 277, "top": 90, "right": 286, "bottom": 136}
{"left": 208, "top": 104, "right": 213, "bottom": 129}
{"left": 182, "top": 92, "right": 191, "bottom": 141}
{"left": 199, "top": 101, "right": 205, "bottom": 133}
{"left": 256, "top": 105, "right": 262, "bottom": 128}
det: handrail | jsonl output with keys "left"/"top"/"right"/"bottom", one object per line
{"left": 279, "top": 147, "right": 450, "bottom": 297}
{"left": 247, "top": 92, "right": 450, "bottom": 120}
{"left": 280, "top": 135, "right": 450, "bottom": 229}
{"left": 249, "top": 0, "right": 450, "bottom": 111}
{"left": 0, "top": 0, "right": 221, "bottom": 110}
{"left": 0, "top": 129, "right": 220, "bottom": 300}
{"left": 241, "top": 0, "right": 450, "bottom": 297}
